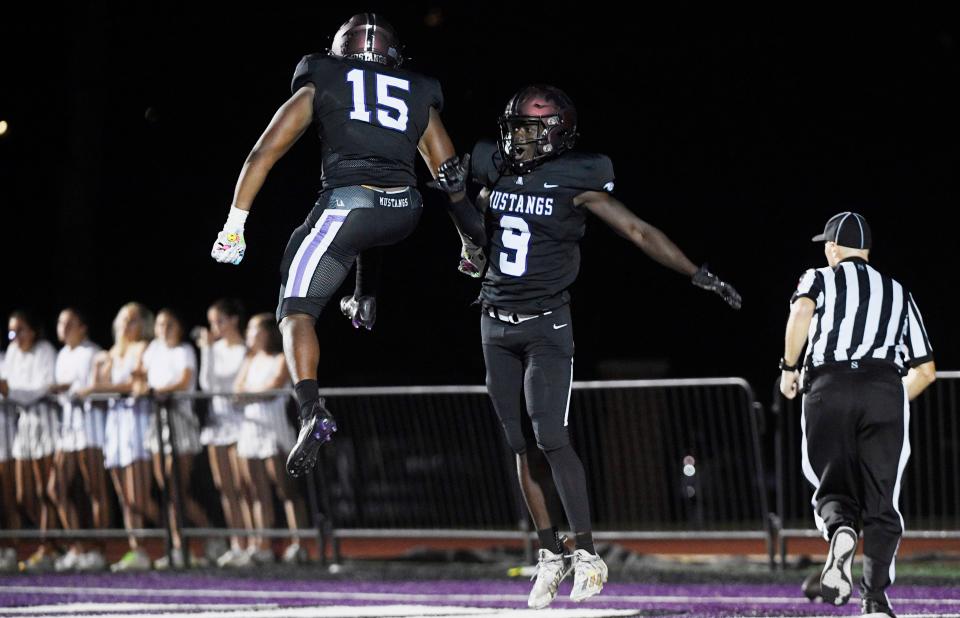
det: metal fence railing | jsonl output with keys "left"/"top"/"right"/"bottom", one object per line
{"left": 0, "top": 379, "right": 771, "bottom": 566}
{"left": 0, "top": 392, "right": 329, "bottom": 569}
{"left": 773, "top": 371, "right": 960, "bottom": 566}
{"left": 569, "top": 379, "right": 768, "bottom": 538}
{"left": 311, "top": 379, "right": 771, "bottom": 563}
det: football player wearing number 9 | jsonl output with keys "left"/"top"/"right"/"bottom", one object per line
{"left": 466, "top": 85, "right": 743, "bottom": 608}
{"left": 210, "top": 14, "right": 484, "bottom": 479}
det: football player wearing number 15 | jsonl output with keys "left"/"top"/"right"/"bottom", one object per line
{"left": 210, "top": 13, "right": 485, "bottom": 479}
{"left": 459, "top": 85, "right": 743, "bottom": 608}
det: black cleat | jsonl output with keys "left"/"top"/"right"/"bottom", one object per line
{"left": 286, "top": 399, "right": 337, "bottom": 478}
{"left": 862, "top": 597, "right": 896, "bottom": 617}
{"left": 340, "top": 295, "right": 377, "bottom": 330}
{"left": 820, "top": 526, "right": 858, "bottom": 606}
{"left": 801, "top": 571, "right": 823, "bottom": 602}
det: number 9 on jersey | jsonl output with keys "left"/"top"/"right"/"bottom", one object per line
{"left": 499, "top": 215, "right": 530, "bottom": 276}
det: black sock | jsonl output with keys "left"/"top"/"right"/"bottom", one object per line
{"left": 537, "top": 527, "right": 562, "bottom": 555}
{"left": 294, "top": 379, "right": 319, "bottom": 420}
{"left": 575, "top": 532, "right": 595, "bottom": 555}
{"left": 542, "top": 445, "right": 592, "bottom": 535}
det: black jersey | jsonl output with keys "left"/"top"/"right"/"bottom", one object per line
{"left": 470, "top": 139, "right": 615, "bottom": 313}
{"left": 291, "top": 54, "right": 444, "bottom": 190}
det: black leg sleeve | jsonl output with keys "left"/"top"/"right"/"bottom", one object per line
{"left": 354, "top": 247, "right": 382, "bottom": 298}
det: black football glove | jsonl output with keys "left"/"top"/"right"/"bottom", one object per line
{"left": 691, "top": 264, "right": 742, "bottom": 310}
{"left": 428, "top": 154, "right": 470, "bottom": 194}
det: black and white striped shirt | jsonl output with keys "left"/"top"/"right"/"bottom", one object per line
{"left": 791, "top": 257, "right": 933, "bottom": 372}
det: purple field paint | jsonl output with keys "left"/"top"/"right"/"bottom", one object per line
{"left": 2, "top": 575, "right": 959, "bottom": 616}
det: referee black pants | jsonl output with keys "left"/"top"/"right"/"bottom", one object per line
{"left": 801, "top": 364, "right": 910, "bottom": 600}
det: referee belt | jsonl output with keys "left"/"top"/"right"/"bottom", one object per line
{"left": 485, "top": 306, "right": 553, "bottom": 324}
{"left": 807, "top": 359, "right": 902, "bottom": 379}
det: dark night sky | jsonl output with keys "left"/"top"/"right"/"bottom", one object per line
{"left": 1, "top": 4, "right": 957, "bottom": 396}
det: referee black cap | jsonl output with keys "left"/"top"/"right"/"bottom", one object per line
{"left": 812, "top": 212, "right": 872, "bottom": 249}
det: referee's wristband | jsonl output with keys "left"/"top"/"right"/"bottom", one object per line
{"left": 779, "top": 358, "right": 799, "bottom": 372}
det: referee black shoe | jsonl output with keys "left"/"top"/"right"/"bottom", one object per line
{"left": 801, "top": 571, "right": 823, "bottom": 602}
{"left": 820, "top": 525, "right": 858, "bottom": 606}
{"left": 862, "top": 596, "right": 896, "bottom": 617}
{"left": 340, "top": 295, "right": 376, "bottom": 330}
{"left": 286, "top": 398, "right": 337, "bottom": 478}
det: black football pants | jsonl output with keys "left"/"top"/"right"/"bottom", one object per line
{"left": 277, "top": 185, "right": 421, "bottom": 321}
{"left": 482, "top": 304, "right": 592, "bottom": 533}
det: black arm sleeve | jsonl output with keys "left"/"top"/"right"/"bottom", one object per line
{"left": 448, "top": 194, "right": 487, "bottom": 246}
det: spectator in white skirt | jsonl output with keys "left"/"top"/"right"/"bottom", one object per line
{"left": 196, "top": 299, "right": 251, "bottom": 567}
{"left": 140, "top": 308, "right": 211, "bottom": 568}
{"left": 2, "top": 311, "right": 59, "bottom": 571}
{"left": 48, "top": 308, "right": 109, "bottom": 571}
{"left": 0, "top": 349, "right": 21, "bottom": 572}
{"left": 94, "top": 302, "right": 158, "bottom": 572}
{"left": 235, "top": 313, "right": 307, "bottom": 565}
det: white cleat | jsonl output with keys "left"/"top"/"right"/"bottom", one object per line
{"left": 216, "top": 547, "right": 253, "bottom": 568}
{"left": 54, "top": 548, "right": 82, "bottom": 572}
{"left": 110, "top": 548, "right": 151, "bottom": 572}
{"left": 527, "top": 549, "right": 571, "bottom": 609}
{"left": 76, "top": 550, "right": 106, "bottom": 571}
{"left": 570, "top": 549, "right": 608, "bottom": 602}
{"left": 821, "top": 525, "right": 858, "bottom": 606}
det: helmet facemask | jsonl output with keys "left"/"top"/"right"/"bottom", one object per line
{"left": 497, "top": 85, "right": 578, "bottom": 174}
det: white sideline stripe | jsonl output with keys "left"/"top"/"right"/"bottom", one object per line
{"left": 3, "top": 585, "right": 959, "bottom": 606}
{"left": 0, "top": 605, "right": 640, "bottom": 618}
{"left": 0, "top": 607, "right": 958, "bottom": 618}
{"left": 0, "top": 603, "right": 277, "bottom": 614}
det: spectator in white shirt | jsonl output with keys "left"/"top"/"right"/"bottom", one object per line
{"left": 2, "top": 311, "right": 58, "bottom": 571}
{"left": 93, "top": 302, "right": 157, "bottom": 572}
{"left": 196, "top": 299, "right": 250, "bottom": 566}
{"left": 140, "top": 308, "right": 210, "bottom": 568}
{"left": 0, "top": 349, "right": 20, "bottom": 571}
{"left": 47, "top": 308, "right": 109, "bottom": 571}
{"left": 236, "top": 314, "right": 307, "bottom": 565}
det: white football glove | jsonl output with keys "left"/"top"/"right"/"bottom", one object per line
{"left": 211, "top": 230, "right": 246, "bottom": 265}
{"left": 459, "top": 240, "right": 487, "bottom": 278}
{"left": 211, "top": 207, "right": 249, "bottom": 265}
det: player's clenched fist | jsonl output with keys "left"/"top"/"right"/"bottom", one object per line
{"left": 211, "top": 207, "right": 249, "bottom": 265}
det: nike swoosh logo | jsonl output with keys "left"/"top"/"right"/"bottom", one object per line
{"left": 544, "top": 183, "right": 559, "bottom": 188}
{"left": 553, "top": 323, "right": 568, "bottom": 330}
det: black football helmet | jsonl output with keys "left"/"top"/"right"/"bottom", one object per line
{"left": 329, "top": 13, "right": 403, "bottom": 68}
{"left": 498, "top": 85, "right": 578, "bottom": 174}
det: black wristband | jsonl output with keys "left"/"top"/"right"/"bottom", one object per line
{"left": 779, "top": 358, "right": 799, "bottom": 372}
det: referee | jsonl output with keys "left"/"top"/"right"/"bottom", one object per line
{"left": 780, "top": 212, "right": 936, "bottom": 618}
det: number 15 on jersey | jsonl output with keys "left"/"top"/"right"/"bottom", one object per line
{"left": 346, "top": 68, "right": 409, "bottom": 131}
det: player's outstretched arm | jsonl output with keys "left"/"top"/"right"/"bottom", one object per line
{"left": 578, "top": 190, "right": 698, "bottom": 274}
{"left": 211, "top": 86, "right": 315, "bottom": 265}
{"left": 578, "top": 190, "right": 741, "bottom": 309}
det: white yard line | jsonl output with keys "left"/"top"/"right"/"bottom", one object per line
{"left": 1, "top": 585, "right": 958, "bottom": 607}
